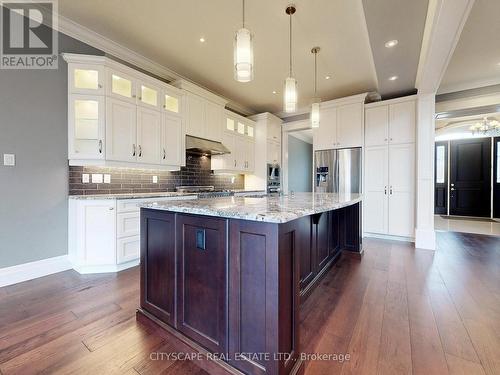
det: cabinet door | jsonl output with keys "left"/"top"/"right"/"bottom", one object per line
{"left": 389, "top": 101, "right": 415, "bottom": 144}
{"left": 138, "top": 82, "right": 161, "bottom": 109}
{"left": 106, "top": 97, "right": 137, "bottom": 162}
{"left": 205, "top": 101, "right": 222, "bottom": 142}
{"left": 235, "top": 136, "right": 247, "bottom": 170}
{"left": 268, "top": 122, "right": 281, "bottom": 142}
{"left": 313, "top": 107, "right": 337, "bottom": 150}
{"left": 137, "top": 107, "right": 161, "bottom": 164}
{"left": 365, "top": 105, "right": 389, "bottom": 146}
{"left": 117, "top": 236, "right": 140, "bottom": 264}
{"left": 76, "top": 200, "right": 116, "bottom": 266}
{"left": 176, "top": 215, "right": 227, "bottom": 353}
{"left": 364, "top": 146, "right": 389, "bottom": 234}
{"left": 161, "top": 113, "right": 182, "bottom": 166}
{"left": 314, "top": 212, "right": 330, "bottom": 271}
{"left": 245, "top": 139, "right": 255, "bottom": 172}
{"left": 186, "top": 94, "right": 205, "bottom": 138}
{"left": 107, "top": 69, "right": 137, "bottom": 104}
{"left": 141, "top": 210, "right": 176, "bottom": 326}
{"left": 69, "top": 64, "right": 105, "bottom": 95}
{"left": 388, "top": 143, "right": 415, "bottom": 237}
{"left": 69, "top": 94, "right": 105, "bottom": 160}
{"left": 337, "top": 103, "right": 363, "bottom": 148}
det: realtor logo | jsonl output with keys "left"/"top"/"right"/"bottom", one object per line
{"left": 0, "top": 0, "right": 58, "bottom": 69}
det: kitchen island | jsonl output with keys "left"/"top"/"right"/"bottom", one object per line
{"left": 137, "top": 193, "right": 362, "bottom": 375}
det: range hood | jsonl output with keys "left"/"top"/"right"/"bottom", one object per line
{"left": 185, "top": 135, "right": 231, "bottom": 155}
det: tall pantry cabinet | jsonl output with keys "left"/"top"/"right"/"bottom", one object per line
{"left": 363, "top": 97, "right": 416, "bottom": 239}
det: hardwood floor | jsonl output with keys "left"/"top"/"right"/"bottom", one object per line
{"left": 1, "top": 232, "right": 499, "bottom": 375}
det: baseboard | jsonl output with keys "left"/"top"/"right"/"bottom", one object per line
{"left": 415, "top": 228, "right": 436, "bottom": 250}
{"left": 72, "top": 259, "right": 140, "bottom": 274}
{"left": 363, "top": 232, "right": 415, "bottom": 243}
{"left": 0, "top": 255, "right": 72, "bottom": 288}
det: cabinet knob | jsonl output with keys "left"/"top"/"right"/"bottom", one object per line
{"left": 98, "top": 84, "right": 103, "bottom": 89}
{"left": 109, "top": 207, "right": 114, "bottom": 210}
{"left": 384, "top": 138, "right": 388, "bottom": 141}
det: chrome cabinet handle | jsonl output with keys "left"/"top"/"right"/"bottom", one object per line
{"left": 163, "top": 148, "right": 166, "bottom": 160}
{"left": 390, "top": 186, "right": 393, "bottom": 195}
{"left": 451, "top": 187, "right": 455, "bottom": 191}
{"left": 98, "top": 140, "right": 102, "bottom": 154}
{"left": 132, "top": 144, "right": 136, "bottom": 156}
{"left": 109, "top": 207, "right": 114, "bottom": 210}
{"left": 139, "top": 145, "right": 142, "bottom": 157}
{"left": 384, "top": 186, "right": 387, "bottom": 195}
{"left": 234, "top": 160, "right": 237, "bottom": 168}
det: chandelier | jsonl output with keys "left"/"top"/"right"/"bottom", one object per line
{"left": 469, "top": 117, "right": 500, "bottom": 136}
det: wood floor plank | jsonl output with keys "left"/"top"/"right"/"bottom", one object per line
{"left": 445, "top": 354, "right": 486, "bottom": 375}
{"left": 462, "top": 319, "right": 500, "bottom": 375}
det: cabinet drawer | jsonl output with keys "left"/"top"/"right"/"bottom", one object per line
{"left": 117, "top": 199, "right": 142, "bottom": 213}
{"left": 117, "top": 212, "right": 140, "bottom": 237}
{"left": 117, "top": 235, "right": 140, "bottom": 264}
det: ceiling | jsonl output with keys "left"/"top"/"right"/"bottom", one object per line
{"left": 289, "top": 129, "right": 313, "bottom": 144}
{"left": 435, "top": 112, "right": 500, "bottom": 140}
{"left": 439, "top": 0, "right": 500, "bottom": 94}
{"left": 57, "top": 0, "right": 429, "bottom": 114}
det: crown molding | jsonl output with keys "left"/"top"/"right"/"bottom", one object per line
{"left": 248, "top": 112, "right": 283, "bottom": 123}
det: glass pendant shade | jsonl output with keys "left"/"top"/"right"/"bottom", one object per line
{"left": 311, "top": 101, "right": 320, "bottom": 128}
{"left": 234, "top": 28, "right": 254, "bottom": 82}
{"left": 284, "top": 76, "right": 297, "bottom": 113}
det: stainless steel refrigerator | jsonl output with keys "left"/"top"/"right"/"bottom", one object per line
{"left": 314, "top": 148, "right": 362, "bottom": 194}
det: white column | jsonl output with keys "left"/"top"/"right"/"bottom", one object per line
{"left": 415, "top": 93, "right": 436, "bottom": 250}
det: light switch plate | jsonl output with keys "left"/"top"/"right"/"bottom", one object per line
{"left": 91, "top": 173, "right": 103, "bottom": 183}
{"left": 152, "top": 175, "right": 158, "bottom": 183}
{"left": 104, "top": 174, "right": 111, "bottom": 184}
{"left": 3, "top": 154, "right": 15, "bottom": 166}
{"left": 82, "top": 174, "right": 90, "bottom": 183}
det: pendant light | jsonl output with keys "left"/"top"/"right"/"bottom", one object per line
{"left": 234, "top": 0, "right": 254, "bottom": 82}
{"left": 310, "top": 47, "right": 321, "bottom": 128}
{"left": 284, "top": 5, "right": 297, "bottom": 113}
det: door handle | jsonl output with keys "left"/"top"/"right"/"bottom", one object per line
{"left": 132, "top": 144, "right": 136, "bottom": 156}
{"left": 384, "top": 186, "right": 387, "bottom": 195}
{"left": 163, "top": 148, "right": 166, "bottom": 160}
{"left": 390, "top": 186, "right": 393, "bottom": 195}
{"left": 451, "top": 183, "right": 455, "bottom": 187}
{"left": 139, "top": 145, "right": 142, "bottom": 157}
{"left": 451, "top": 187, "right": 455, "bottom": 191}
{"left": 98, "top": 139, "right": 102, "bottom": 154}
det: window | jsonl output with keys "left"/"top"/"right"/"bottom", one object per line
{"left": 436, "top": 145, "right": 445, "bottom": 183}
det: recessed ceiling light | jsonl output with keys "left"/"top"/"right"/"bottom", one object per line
{"left": 272, "top": 90, "right": 277, "bottom": 94}
{"left": 325, "top": 75, "right": 331, "bottom": 80}
{"left": 388, "top": 75, "right": 398, "bottom": 81}
{"left": 385, "top": 39, "right": 398, "bottom": 48}
{"left": 199, "top": 37, "right": 205, "bottom": 43}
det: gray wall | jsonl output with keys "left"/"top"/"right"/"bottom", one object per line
{"left": 0, "top": 29, "right": 103, "bottom": 268}
{"left": 288, "top": 135, "right": 313, "bottom": 192}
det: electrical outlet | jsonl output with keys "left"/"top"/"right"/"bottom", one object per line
{"left": 82, "top": 174, "right": 90, "bottom": 183}
{"left": 152, "top": 175, "right": 158, "bottom": 183}
{"left": 3, "top": 154, "right": 15, "bottom": 166}
{"left": 91, "top": 174, "right": 103, "bottom": 183}
{"left": 104, "top": 174, "right": 111, "bottom": 183}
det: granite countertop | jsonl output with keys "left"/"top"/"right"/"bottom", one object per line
{"left": 141, "top": 192, "right": 362, "bottom": 223}
{"left": 68, "top": 190, "right": 266, "bottom": 200}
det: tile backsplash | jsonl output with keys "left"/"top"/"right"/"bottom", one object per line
{"left": 69, "top": 153, "right": 244, "bottom": 195}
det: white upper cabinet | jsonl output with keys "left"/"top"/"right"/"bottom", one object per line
{"left": 389, "top": 100, "right": 415, "bottom": 144}
{"left": 313, "top": 107, "right": 337, "bottom": 150}
{"left": 337, "top": 102, "right": 363, "bottom": 148}
{"left": 63, "top": 53, "right": 184, "bottom": 170}
{"left": 186, "top": 93, "right": 205, "bottom": 138}
{"left": 69, "top": 64, "right": 105, "bottom": 95}
{"left": 245, "top": 138, "right": 255, "bottom": 172}
{"left": 365, "top": 105, "right": 388, "bottom": 147}
{"left": 364, "top": 145, "right": 389, "bottom": 234}
{"left": 365, "top": 97, "right": 416, "bottom": 146}
{"left": 106, "top": 97, "right": 137, "bottom": 163}
{"left": 137, "top": 106, "right": 161, "bottom": 164}
{"left": 69, "top": 94, "right": 105, "bottom": 160}
{"left": 205, "top": 100, "right": 222, "bottom": 142}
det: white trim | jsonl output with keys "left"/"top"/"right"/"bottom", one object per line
{"left": 364, "top": 94, "right": 418, "bottom": 108}
{"left": 68, "top": 159, "right": 181, "bottom": 171}
{"left": 363, "top": 233, "right": 415, "bottom": 243}
{"left": 72, "top": 259, "right": 140, "bottom": 275}
{"left": 0, "top": 255, "right": 72, "bottom": 288}
{"left": 438, "top": 77, "right": 500, "bottom": 95}
{"left": 415, "top": 228, "right": 437, "bottom": 250}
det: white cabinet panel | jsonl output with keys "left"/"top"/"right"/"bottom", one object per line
{"left": 313, "top": 107, "right": 337, "bottom": 150}
{"left": 69, "top": 64, "right": 105, "bottom": 95}
{"left": 138, "top": 83, "right": 160, "bottom": 109}
{"left": 117, "top": 236, "right": 140, "bottom": 264}
{"left": 107, "top": 69, "right": 136, "bottom": 104}
{"left": 186, "top": 93, "right": 205, "bottom": 138}
{"left": 205, "top": 101, "right": 222, "bottom": 142}
{"left": 337, "top": 103, "right": 363, "bottom": 148}
{"left": 117, "top": 212, "right": 140, "bottom": 238}
{"left": 388, "top": 143, "right": 415, "bottom": 237}
{"left": 161, "top": 113, "right": 182, "bottom": 166}
{"left": 365, "top": 105, "right": 388, "bottom": 147}
{"left": 389, "top": 101, "right": 415, "bottom": 144}
{"left": 267, "top": 140, "right": 281, "bottom": 165}
{"left": 106, "top": 97, "right": 137, "bottom": 162}
{"left": 364, "top": 146, "right": 389, "bottom": 234}
{"left": 137, "top": 106, "right": 161, "bottom": 164}
{"left": 235, "top": 136, "right": 247, "bottom": 170}
{"left": 267, "top": 122, "right": 281, "bottom": 142}
{"left": 246, "top": 138, "right": 255, "bottom": 172}
{"left": 77, "top": 201, "right": 116, "bottom": 265}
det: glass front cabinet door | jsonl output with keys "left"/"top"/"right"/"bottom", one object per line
{"left": 69, "top": 94, "right": 105, "bottom": 159}
{"left": 69, "top": 64, "right": 105, "bottom": 95}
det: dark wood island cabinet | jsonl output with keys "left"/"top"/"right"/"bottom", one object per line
{"left": 137, "top": 194, "right": 362, "bottom": 375}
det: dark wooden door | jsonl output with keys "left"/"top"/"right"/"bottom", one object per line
{"left": 450, "top": 138, "right": 491, "bottom": 217}
{"left": 494, "top": 137, "right": 500, "bottom": 218}
{"left": 313, "top": 212, "right": 330, "bottom": 271}
{"left": 140, "top": 209, "right": 176, "bottom": 327}
{"left": 297, "top": 217, "right": 314, "bottom": 291}
{"left": 434, "top": 141, "right": 448, "bottom": 214}
{"left": 176, "top": 214, "right": 228, "bottom": 353}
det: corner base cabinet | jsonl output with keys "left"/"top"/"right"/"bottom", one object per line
{"left": 138, "top": 202, "right": 362, "bottom": 375}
